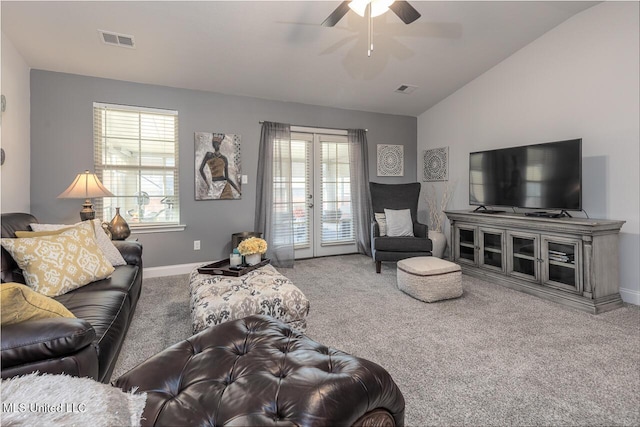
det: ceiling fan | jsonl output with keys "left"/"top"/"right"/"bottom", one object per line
{"left": 322, "top": 0, "right": 421, "bottom": 27}
{"left": 322, "top": 0, "right": 421, "bottom": 57}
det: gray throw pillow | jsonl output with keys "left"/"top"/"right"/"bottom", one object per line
{"left": 384, "top": 208, "right": 414, "bottom": 237}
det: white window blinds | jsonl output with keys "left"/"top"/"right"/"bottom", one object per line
{"left": 93, "top": 102, "right": 180, "bottom": 226}
{"left": 289, "top": 133, "right": 313, "bottom": 248}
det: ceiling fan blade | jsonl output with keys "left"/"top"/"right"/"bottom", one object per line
{"left": 322, "top": 1, "right": 351, "bottom": 27}
{"left": 389, "top": 1, "right": 421, "bottom": 25}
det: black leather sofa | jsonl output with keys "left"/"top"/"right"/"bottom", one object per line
{"left": 1, "top": 213, "right": 143, "bottom": 383}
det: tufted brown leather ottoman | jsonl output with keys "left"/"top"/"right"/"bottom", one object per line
{"left": 114, "top": 315, "right": 405, "bottom": 426}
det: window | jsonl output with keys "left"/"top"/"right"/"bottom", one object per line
{"left": 272, "top": 135, "right": 312, "bottom": 248}
{"left": 320, "top": 136, "right": 353, "bottom": 245}
{"left": 93, "top": 102, "right": 180, "bottom": 228}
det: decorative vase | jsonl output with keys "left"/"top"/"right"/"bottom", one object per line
{"left": 109, "top": 207, "right": 131, "bottom": 240}
{"left": 428, "top": 230, "right": 447, "bottom": 259}
{"left": 245, "top": 253, "right": 262, "bottom": 266}
{"left": 101, "top": 222, "right": 112, "bottom": 240}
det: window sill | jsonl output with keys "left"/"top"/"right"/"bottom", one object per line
{"left": 130, "top": 224, "right": 186, "bottom": 234}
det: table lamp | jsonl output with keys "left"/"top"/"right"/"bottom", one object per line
{"left": 58, "top": 170, "right": 115, "bottom": 221}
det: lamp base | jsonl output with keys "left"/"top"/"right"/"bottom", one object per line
{"left": 80, "top": 199, "right": 95, "bottom": 221}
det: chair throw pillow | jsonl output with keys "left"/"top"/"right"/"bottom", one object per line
{"left": 1, "top": 221, "right": 115, "bottom": 297}
{"left": 30, "top": 219, "right": 126, "bottom": 267}
{"left": 1, "top": 283, "right": 76, "bottom": 325}
{"left": 384, "top": 208, "right": 414, "bottom": 237}
{"left": 374, "top": 213, "right": 387, "bottom": 237}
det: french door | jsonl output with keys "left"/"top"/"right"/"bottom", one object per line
{"left": 290, "top": 131, "right": 357, "bottom": 259}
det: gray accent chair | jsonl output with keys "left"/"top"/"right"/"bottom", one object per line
{"left": 370, "top": 182, "right": 432, "bottom": 273}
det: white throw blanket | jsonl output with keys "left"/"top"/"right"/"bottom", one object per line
{"left": 1, "top": 373, "right": 146, "bottom": 427}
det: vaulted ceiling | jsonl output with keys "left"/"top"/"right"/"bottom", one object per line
{"left": 1, "top": 1, "right": 597, "bottom": 116}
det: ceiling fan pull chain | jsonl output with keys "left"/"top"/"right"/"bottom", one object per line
{"left": 371, "top": 5, "right": 374, "bottom": 53}
{"left": 368, "top": 3, "right": 373, "bottom": 57}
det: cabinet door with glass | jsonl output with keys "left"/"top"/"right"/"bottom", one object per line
{"left": 507, "top": 231, "right": 540, "bottom": 282}
{"left": 542, "top": 235, "right": 583, "bottom": 293}
{"left": 454, "top": 225, "right": 477, "bottom": 266}
{"left": 479, "top": 228, "right": 505, "bottom": 272}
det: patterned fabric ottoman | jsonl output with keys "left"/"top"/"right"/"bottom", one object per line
{"left": 189, "top": 264, "right": 310, "bottom": 334}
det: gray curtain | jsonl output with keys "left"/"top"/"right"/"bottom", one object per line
{"left": 348, "top": 129, "right": 372, "bottom": 256}
{"left": 255, "top": 122, "right": 294, "bottom": 268}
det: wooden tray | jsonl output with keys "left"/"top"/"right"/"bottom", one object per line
{"left": 197, "top": 258, "right": 270, "bottom": 277}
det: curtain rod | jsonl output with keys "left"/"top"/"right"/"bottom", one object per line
{"left": 258, "top": 121, "right": 367, "bottom": 132}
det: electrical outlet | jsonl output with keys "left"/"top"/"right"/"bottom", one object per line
{"left": 242, "top": 175, "right": 248, "bottom": 184}
{"left": 193, "top": 240, "right": 201, "bottom": 251}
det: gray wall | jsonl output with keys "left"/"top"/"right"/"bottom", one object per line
{"left": 30, "top": 70, "right": 417, "bottom": 267}
{"left": 1, "top": 33, "right": 31, "bottom": 213}
{"left": 417, "top": 2, "right": 639, "bottom": 303}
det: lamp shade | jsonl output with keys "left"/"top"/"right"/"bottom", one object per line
{"left": 58, "top": 170, "right": 114, "bottom": 221}
{"left": 58, "top": 170, "right": 114, "bottom": 199}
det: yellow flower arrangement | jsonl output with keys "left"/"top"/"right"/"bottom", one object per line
{"left": 237, "top": 237, "right": 268, "bottom": 256}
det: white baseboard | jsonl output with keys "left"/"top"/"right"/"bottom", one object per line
{"left": 143, "top": 262, "right": 203, "bottom": 279}
{"left": 619, "top": 287, "right": 640, "bottom": 306}
{"left": 144, "top": 263, "right": 640, "bottom": 306}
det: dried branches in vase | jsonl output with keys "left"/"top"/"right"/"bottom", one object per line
{"left": 425, "top": 181, "right": 456, "bottom": 233}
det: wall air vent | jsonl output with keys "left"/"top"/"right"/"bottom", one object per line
{"left": 98, "top": 30, "right": 135, "bottom": 49}
{"left": 395, "top": 84, "right": 418, "bottom": 94}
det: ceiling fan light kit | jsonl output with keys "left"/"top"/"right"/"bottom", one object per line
{"left": 323, "top": 0, "right": 421, "bottom": 57}
{"left": 349, "top": 0, "right": 395, "bottom": 18}
{"left": 323, "top": 0, "right": 420, "bottom": 27}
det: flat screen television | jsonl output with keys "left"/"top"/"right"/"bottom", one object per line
{"left": 469, "top": 139, "right": 582, "bottom": 211}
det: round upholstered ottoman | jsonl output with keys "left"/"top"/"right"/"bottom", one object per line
{"left": 397, "top": 257, "right": 463, "bottom": 302}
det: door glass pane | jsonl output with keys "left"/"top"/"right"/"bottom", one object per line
{"left": 458, "top": 228, "right": 475, "bottom": 261}
{"left": 290, "top": 139, "right": 311, "bottom": 248}
{"left": 483, "top": 233, "right": 502, "bottom": 251}
{"left": 460, "top": 245, "right": 475, "bottom": 261}
{"left": 271, "top": 139, "right": 292, "bottom": 247}
{"left": 512, "top": 236, "right": 535, "bottom": 277}
{"left": 482, "top": 232, "right": 502, "bottom": 268}
{"left": 547, "top": 241, "right": 576, "bottom": 286}
{"left": 459, "top": 229, "right": 474, "bottom": 245}
{"left": 320, "top": 140, "right": 353, "bottom": 245}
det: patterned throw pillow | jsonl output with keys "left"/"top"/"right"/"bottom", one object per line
{"left": 374, "top": 213, "right": 387, "bottom": 237}
{"left": 1, "top": 283, "right": 75, "bottom": 325}
{"left": 15, "top": 227, "right": 73, "bottom": 238}
{"left": 1, "top": 222, "right": 115, "bottom": 297}
{"left": 30, "top": 219, "right": 126, "bottom": 267}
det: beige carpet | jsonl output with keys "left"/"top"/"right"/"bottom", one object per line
{"left": 113, "top": 254, "right": 640, "bottom": 426}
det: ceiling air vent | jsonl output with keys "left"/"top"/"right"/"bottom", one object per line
{"left": 395, "top": 84, "right": 418, "bottom": 94}
{"left": 98, "top": 30, "right": 135, "bottom": 49}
